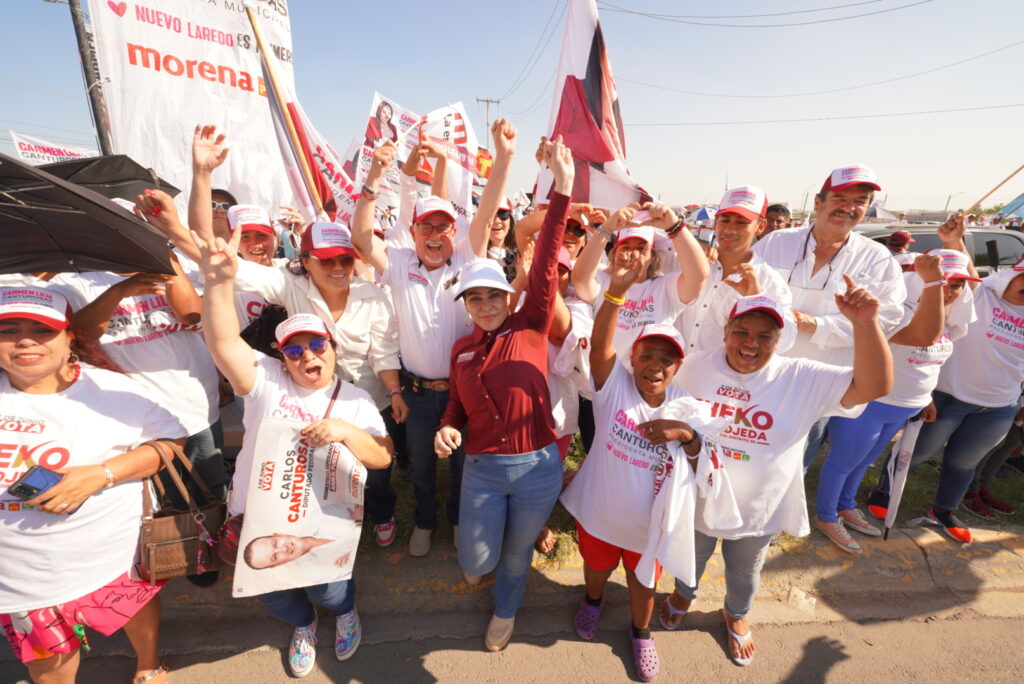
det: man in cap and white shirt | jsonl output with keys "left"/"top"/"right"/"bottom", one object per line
{"left": 350, "top": 119, "right": 518, "bottom": 556}
{"left": 754, "top": 164, "right": 906, "bottom": 468}
{"left": 676, "top": 186, "right": 796, "bottom": 357}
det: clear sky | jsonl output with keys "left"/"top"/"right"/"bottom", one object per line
{"left": 3, "top": 0, "right": 1022, "bottom": 213}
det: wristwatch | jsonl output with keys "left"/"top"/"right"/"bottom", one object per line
{"left": 361, "top": 184, "right": 379, "bottom": 200}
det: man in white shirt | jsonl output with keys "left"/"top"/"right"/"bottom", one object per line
{"left": 350, "top": 121, "right": 517, "bottom": 557}
{"left": 754, "top": 164, "right": 907, "bottom": 468}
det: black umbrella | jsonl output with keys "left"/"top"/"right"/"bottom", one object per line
{"left": 0, "top": 153, "right": 174, "bottom": 275}
{"left": 40, "top": 154, "right": 181, "bottom": 201}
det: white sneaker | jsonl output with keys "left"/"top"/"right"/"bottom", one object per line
{"left": 288, "top": 615, "right": 318, "bottom": 678}
{"left": 484, "top": 615, "right": 515, "bottom": 652}
{"left": 409, "top": 527, "right": 432, "bottom": 557}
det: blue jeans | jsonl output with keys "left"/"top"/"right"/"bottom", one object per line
{"left": 258, "top": 579, "right": 355, "bottom": 627}
{"left": 404, "top": 388, "right": 464, "bottom": 529}
{"left": 363, "top": 407, "right": 398, "bottom": 526}
{"left": 674, "top": 531, "right": 773, "bottom": 619}
{"left": 877, "top": 391, "right": 1018, "bottom": 511}
{"left": 817, "top": 402, "right": 920, "bottom": 522}
{"left": 802, "top": 416, "right": 830, "bottom": 471}
{"left": 160, "top": 422, "right": 228, "bottom": 509}
{"left": 458, "top": 443, "right": 563, "bottom": 618}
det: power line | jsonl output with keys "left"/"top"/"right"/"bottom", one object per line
{"left": 498, "top": 2, "right": 565, "bottom": 102}
{"left": 597, "top": 0, "right": 889, "bottom": 19}
{"left": 597, "top": 0, "right": 932, "bottom": 28}
{"left": 503, "top": 69, "right": 557, "bottom": 117}
{"left": 0, "top": 117, "right": 96, "bottom": 137}
{"left": 0, "top": 81, "right": 84, "bottom": 101}
{"left": 628, "top": 102, "right": 1024, "bottom": 127}
{"left": 617, "top": 37, "right": 1024, "bottom": 99}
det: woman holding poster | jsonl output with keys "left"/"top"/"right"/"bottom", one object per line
{"left": 433, "top": 134, "right": 570, "bottom": 653}
{"left": 193, "top": 226, "right": 393, "bottom": 678}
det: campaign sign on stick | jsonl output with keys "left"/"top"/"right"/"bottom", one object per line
{"left": 10, "top": 131, "right": 98, "bottom": 165}
{"left": 350, "top": 92, "right": 423, "bottom": 213}
{"left": 87, "top": 0, "right": 296, "bottom": 213}
{"left": 232, "top": 417, "right": 366, "bottom": 598}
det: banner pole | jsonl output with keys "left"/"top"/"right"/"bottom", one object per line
{"left": 244, "top": 5, "right": 324, "bottom": 215}
{"left": 964, "top": 162, "right": 1024, "bottom": 215}
{"left": 68, "top": 0, "right": 113, "bottom": 156}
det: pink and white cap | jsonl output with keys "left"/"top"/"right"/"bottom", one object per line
{"left": 616, "top": 225, "right": 655, "bottom": 246}
{"left": 926, "top": 249, "right": 982, "bottom": 282}
{"left": 729, "top": 294, "right": 785, "bottom": 328}
{"left": 820, "top": 164, "right": 881, "bottom": 194}
{"left": 413, "top": 196, "right": 457, "bottom": 224}
{"left": 300, "top": 222, "right": 358, "bottom": 260}
{"left": 633, "top": 323, "right": 685, "bottom": 359}
{"left": 717, "top": 185, "right": 768, "bottom": 222}
{"left": 0, "top": 287, "right": 72, "bottom": 330}
{"left": 274, "top": 313, "right": 331, "bottom": 346}
{"left": 228, "top": 205, "right": 274, "bottom": 235}
{"left": 498, "top": 195, "right": 513, "bottom": 211}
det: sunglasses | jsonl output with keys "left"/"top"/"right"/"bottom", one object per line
{"left": 496, "top": 209, "right": 512, "bottom": 221}
{"left": 565, "top": 222, "right": 586, "bottom": 238}
{"left": 312, "top": 255, "right": 355, "bottom": 268}
{"left": 280, "top": 336, "right": 330, "bottom": 360}
{"left": 414, "top": 222, "right": 455, "bottom": 236}
{"left": 211, "top": 201, "right": 233, "bottom": 211}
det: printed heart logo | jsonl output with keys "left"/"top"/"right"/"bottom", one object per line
{"left": 108, "top": 1, "right": 127, "bottom": 17}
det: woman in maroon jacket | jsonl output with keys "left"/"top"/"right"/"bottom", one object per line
{"left": 434, "top": 135, "right": 574, "bottom": 652}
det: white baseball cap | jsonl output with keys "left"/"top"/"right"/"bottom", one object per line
{"left": 717, "top": 185, "right": 768, "bottom": 222}
{"left": 616, "top": 225, "right": 655, "bottom": 246}
{"left": 300, "top": 222, "right": 358, "bottom": 260}
{"left": 0, "top": 287, "right": 72, "bottom": 330}
{"left": 274, "top": 313, "right": 331, "bottom": 346}
{"left": 729, "top": 294, "right": 785, "bottom": 328}
{"left": 633, "top": 323, "right": 685, "bottom": 359}
{"left": 413, "top": 196, "right": 457, "bottom": 224}
{"left": 454, "top": 258, "right": 516, "bottom": 299}
{"left": 926, "top": 249, "right": 982, "bottom": 282}
{"left": 228, "top": 205, "right": 274, "bottom": 235}
{"left": 820, "top": 164, "right": 881, "bottom": 194}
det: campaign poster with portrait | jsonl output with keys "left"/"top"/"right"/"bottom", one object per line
{"left": 348, "top": 92, "right": 421, "bottom": 212}
{"left": 232, "top": 417, "right": 366, "bottom": 598}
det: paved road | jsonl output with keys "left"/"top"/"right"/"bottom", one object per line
{"left": 4, "top": 611, "right": 1020, "bottom": 683}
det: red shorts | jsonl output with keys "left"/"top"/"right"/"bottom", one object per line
{"left": 1, "top": 571, "right": 164, "bottom": 663}
{"left": 575, "top": 521, "right": 662, "bottom": 581}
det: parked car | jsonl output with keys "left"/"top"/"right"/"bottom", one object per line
{"left": 855, "top": 223, "right": 1024, "bottom": 277}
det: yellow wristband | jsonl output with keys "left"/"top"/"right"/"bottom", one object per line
{"left": 604, "top": 291, "right": 626, "bottom": 305}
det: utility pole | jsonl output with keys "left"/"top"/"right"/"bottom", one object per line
{"left": 476, "top": 98, "right": 501, "bottom": 134}
{"left": 67, "top": 0, "right": 113, "bottom": 155}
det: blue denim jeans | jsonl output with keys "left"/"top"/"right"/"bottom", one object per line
{"left": 458, "top": 443, "right": 563, "bottom": 618}
{"left": 802, "top": 416, "right": 830, "bottom": 471}
{"left": 258, "top": 579, "right": 355, "bottom": 627}
{"left": 363, "top": 407, "right": 398, "bottom": 526}
{"left": 877, "top": 391, "right": 1018, "bottom": 511}
{"left": 403, "top": 388, "right": 465, "bottom": 529}
{"left": 674, "top": 531, "right": 773, "bottom": 619}
{"left": 817, "top": 402, "right": 920, "bottom": 522}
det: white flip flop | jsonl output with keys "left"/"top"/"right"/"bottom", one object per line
{"left": 658, "top": 597, "right": 688, "bottom": 631}
{"left": 724, "top": 613, "right": 754, "bottom": 667}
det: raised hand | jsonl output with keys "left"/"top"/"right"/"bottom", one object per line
{"left": 835, "top": 274, "right": 880, "bottom": 325}
{"left": 542, "top": 135, "right": 575, "bottom": 196}
{"left": 135, "top": 188, "right": 184, "bottom": 237}
{"left": 603, "top": 205, "right": 638, "bottom": 234}
{"left": 367, "top": 140, "right": 396, "bottom": 185}
{"left": 491, "top": 118, "right": 517, "bottom": 159}
{"left": 116, "top": 273, "right": 172, "bottom": 299}
{"left": 643, "top": 202, "right": 680, "bottom": 230}
{"left": 191, "top": 221, "right": 241, "bottom": 284}
{"left": 192, "top": 124, "right": 229, "bottom": 174}
{"left": 912, "top": 253, "right": 943, "bottom": 283}
{"left": 723, "top": 263, "right": 762, "bottom": 297}
{"left": 937, "top": 213, "right": 966, "bottom": 247}
{"left": 608, "top": 251, "right": 644, "bottom": 296}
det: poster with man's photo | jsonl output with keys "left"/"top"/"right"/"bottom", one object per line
{"left": 232, "top": 417, "right": 367, "bottom": 598}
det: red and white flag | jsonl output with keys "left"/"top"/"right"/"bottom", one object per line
{"left": 536, "top": 0, "right": 649, "bottom": 210}
{"left": 258, "top": 57, "right": 356, "bottom": 225}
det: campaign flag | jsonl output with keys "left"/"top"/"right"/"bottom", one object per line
{"left": 232, "top": 417, "right": 365, "bottom": 598}
{"left": 536, "top": 0, "right": 649, "bottom": 210}
{"left": 9, "top": 131, "right": 98, "bottom": 165}
{"left": 420, "top": 102, "right": 480, "bottom": 232}
{"left": 87, "top": 0, "right": 296, "bottom": 213}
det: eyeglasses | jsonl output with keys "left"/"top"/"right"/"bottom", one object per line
{"left": 786, "top": 229, "right": 843, "bottom": 291}
{"left": 280, "top": 336, "right": 330, "bottom": 360}
{"left": 211, "top": 201, "right": 233, "bottom": 211}
{"left": 414, "top": 222, "right": 455, "bottom": 236}
{"left": 496, "top": 209, "right": 512, "bottom": 221}
{"left": 565, "top": 222, "right": 586, "bottom": 238}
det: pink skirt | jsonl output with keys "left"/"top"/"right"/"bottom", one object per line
{"left": 1, "top": 572, "right": 164, "bottom": 663}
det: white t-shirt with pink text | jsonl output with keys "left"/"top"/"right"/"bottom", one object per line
{"left": 230, "top": 356, "right": 386, "bottom": 516}
{"left": 593, "top": 271, "right": 686, "bottom": 362}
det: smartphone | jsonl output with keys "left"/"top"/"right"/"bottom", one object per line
{"left": 7, "top": 466, "right": 63, "bottom": 502}
{"left": 628, "top": 210, "right": 652, "bottom": 226}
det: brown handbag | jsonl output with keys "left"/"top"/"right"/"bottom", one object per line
{"left": 138, "top": 440, "right": 226, "bottom": 585}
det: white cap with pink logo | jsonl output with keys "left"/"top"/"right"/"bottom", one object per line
{"left": 0, "top": 287, "right": 72, "bottom": 330}
{"left": 925, "top": 249, "right": 982, "bottom": 282}
{"left": 633, "top": 323, "right": 686, "bottom": 359}
{"left": 300, "top": 222, "right": 358, "bottom": 260}
{"left": 820, "top": 164, "right": 882, "bottom": 194}
{"left": 274, "top": 313, "right": 331, "bottom": 346}
{"left": 228, "top": 205, "right": 275, "bottom": 235}
{"left": 413, "top": 196, "right": 457, "bottom": 224}
{"left": 717, "top": 185, "right": 768, "bottom": 222}
{"left": 616, "top": 225, "right": 655, "bottom": 246}
{"left": 729, "top": 294, "right": 786, "bottom": 328}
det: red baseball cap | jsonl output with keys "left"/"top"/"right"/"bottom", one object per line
{"left": 887, "top": 230, "right": 915, "bottom": 249}
{"left": 228, "top": 205, "right": 275, "bottom": 236}
{"left": 300, "top": 222, "right": 358, "bottom": 260}
{"left": 820, "top": 164, "right": 882, "bottom": 194}
{"left": 0, "top": 287, "right": 72, "bottom": 330}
